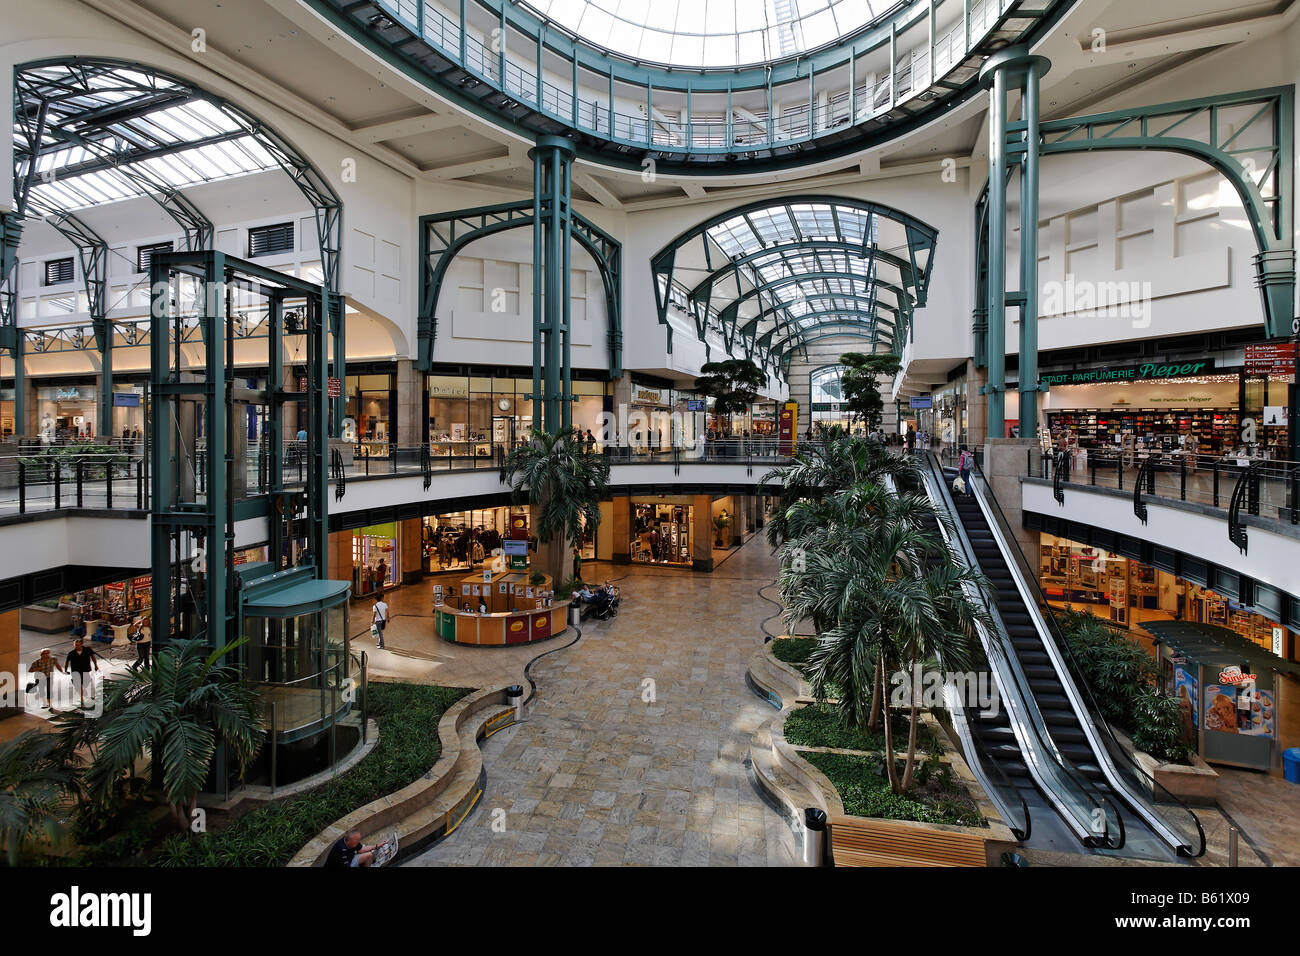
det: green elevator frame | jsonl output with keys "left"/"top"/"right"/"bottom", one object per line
{"left": 149, "top": 250, "right": 331, "bottom": 655}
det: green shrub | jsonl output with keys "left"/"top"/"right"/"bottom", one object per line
{"left": 1055, "top": 610, "right": 1191, "bottom": 764}
{"left": 783, "top": 702, "right": 944, "bottom": 754}
{"left": 145, "top": 682, "right": 470, "bottom": 866}
{"left": 800, "top": 751, "right": 982, "bottom": 827}
{"left": 1130, "top": 689, "right": 1192, "bottom": 764}
{"left": 770, "top": 637, "right": 815, "bottom": 673}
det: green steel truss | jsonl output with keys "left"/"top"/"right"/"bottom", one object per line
{"left": 301, "top": 0, "right": 1078, "bottom": 175}
{"left": 974, "top": 85, "right": 1296, "bottom": 368}
{"left": 4, "top": 58, "right": 345, "bottom": 430}
{"left": 650, "top": 195, "right": 936, "bottom": 374}
{"left": 417, "top": 195, "right": 623, "bottom": 378}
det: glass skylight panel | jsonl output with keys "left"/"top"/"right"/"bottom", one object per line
{"left": 523, "top": 0, "right": 885, "bottom": 66}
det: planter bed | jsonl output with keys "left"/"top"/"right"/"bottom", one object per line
{"left": 783, "top": 702, "right": 945, "bottom": 755}
{"left": 770, "top": 706, "right": 1018, "bottom": 866}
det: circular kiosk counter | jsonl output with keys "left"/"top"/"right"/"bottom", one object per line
{"left": 433, "top": 570, "right": 571, "bottom": 646}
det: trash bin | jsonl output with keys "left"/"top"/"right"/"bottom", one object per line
{"left": 1284, "top": 748, "right": 1300, "bottom": 784}
{"left": 803, "top": 808, "right": 827, "bottom": 866}
{"left": 569, "top": 603, "right": 581, "bottom": 627}
{"left": 505, "top": 684, "right": 525, "bottom": 723}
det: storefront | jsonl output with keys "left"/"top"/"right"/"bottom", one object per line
{"left": 1, "top": 386, "right": 14, "bottom": 439}
{"left": 343, "top": 370, "right": 395, "bottom": 458}
{"left": 1146, "top": 620, "right": 1300, "bottom": 771}
{"left": 111, "top": 383, "right": 147, "bottom": 441}
{"left": 427, "top": 369, "right": 608, "bottom": 454}
{"left": 22, "top": 574, "right": 156, "bottom": 641}
{"left": 352, "top": 523, "right": 399, "bottom": 597}
{"left": 422, "top": 506, "right": 534, "bottom": 573}
{"left": 1036, "top": 354, "right": 1292, "bottom": 461}
{"left": 1037, "top": 533, "right": 1297, "bottom": 659}
{"left": 931, "top": 378, "right": 968, "bottom": 450}
{"left": 632, "top": 499, "right": 693, "bottom": 566}
{"left": 35, "top": 382, "right": 100, "bottom": 441}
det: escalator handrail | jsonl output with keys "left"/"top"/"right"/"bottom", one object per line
{"left": 966, "top": 458, "right": 1206, "bottom": 858}
{"left": 916, "top": 454, "right": 1121, "bottom": 848}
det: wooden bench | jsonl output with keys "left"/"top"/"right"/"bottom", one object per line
{"left": 830, "top": 816, "right": 988, "bottom": 867}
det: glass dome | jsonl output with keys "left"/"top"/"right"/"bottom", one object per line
{"left": 524, "top": 0, "right": 886, "bottom": 67}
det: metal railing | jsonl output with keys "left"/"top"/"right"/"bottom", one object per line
{"left": 0, "top": 450, "right": 147, "bottom": 516}
{"left": 1030, "top": 447, "right": 1300, "bottom": 527}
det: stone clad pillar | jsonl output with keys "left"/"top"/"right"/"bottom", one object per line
{"left": 982, "top": 436, "right": 1039, "bottom": 559}
{"left": 611, "top": 496, "right": 630, "bottom": 564}
{"left": 0, "top": 609, "right": 18, "bottom": 718}
{"left": 692, "top": 494, "right": 714, "bottom": 572}
{"left": 327, "top": 529, "right": 353, "bottom": 587}
{"left": 395, "top": 360, "right": 422, "bottom": 448}
{"left": 400, "top": 517, "right": 424, "bottom": 583}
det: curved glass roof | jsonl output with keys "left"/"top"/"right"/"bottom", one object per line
{"left": 650, "top": 196, "right": 937, "bottom": 371}
{"left": 523, "top": 0, "right": 886, "bottom": 67}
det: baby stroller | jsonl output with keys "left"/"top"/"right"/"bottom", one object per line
{"left": 582, "top": 583, "right": 621, "bottom": 620}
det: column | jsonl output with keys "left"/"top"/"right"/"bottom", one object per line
{"left": 0, "top": 608, "right": 18, "bottom": 718}
{"left": 978, "top": 46, "right": 1051, "bottom": 445}
{"left": 528, "top": 136, "right": 576, "bottom": 434}
{"left": 327, "top": 529, "right": 353, "bottom": 585}
{"left": 692, "top": 494, "right": 714, "bottom": 572}
{"left": 395, "top": 360, "right": 422, "bottom": 448}
{"left": 611, "top": 496, "right": 630, "bottom": 564}
{"left": 399, "top": 517, "right": 423, "bottom": 584}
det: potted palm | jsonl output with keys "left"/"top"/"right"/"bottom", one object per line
{"left": 503, "top": 427, "right": 610, "bottom": 585}
{"left": 712, "top": 511, "right": 730, "bottom": 548}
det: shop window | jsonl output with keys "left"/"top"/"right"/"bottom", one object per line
{"left": 136, "top": 241, "right": 173, "bottom": 274}
{"left": 249, "top": 222, "right": 295, "bottom": 258}
{"left": 44, "top": 257, "right": 74, "bottom": 286}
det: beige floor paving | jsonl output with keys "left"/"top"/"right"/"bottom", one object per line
{"left": 406, "top": 536, "right": 800, "bottom": 867}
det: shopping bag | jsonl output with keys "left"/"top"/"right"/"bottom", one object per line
{"left": 370, "top": 623, "right": 381, "bottom": 640}
{"left": 952, "top": 476, "right": 966, "bottom": 495}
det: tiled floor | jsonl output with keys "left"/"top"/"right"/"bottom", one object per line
{"left": 407, "top": 534, "right": 799, "bottom": 867}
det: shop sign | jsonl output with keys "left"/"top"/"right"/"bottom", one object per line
{"left": 1217, "top": 666, "right": 1257, "bottom": 685}
{"left": 327, "top": 377, "right": 342, "bottom": 398}
{"left": 1244, "top": 343, "right": 1295, "bottom": 375}
{"left": 46, "top": 386, "right": 89, "bottom": 402}
{"left": 1272, "top": 626, "right": 1285, "bottom": 657}
{"left": 810, "top": 402, "right": 842, "bottom": 412}
{"left": 1039, "top": 359, "right": 1215, "bottom": 387}
{"left": 632, "top": 386, "right": 667, "bottom": 406}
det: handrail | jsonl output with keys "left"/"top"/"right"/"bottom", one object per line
{"left": 1133, "top": 457, "right": 1156, "bottom": 524}
{"left": 968, "top": 456, "right": 1206, "bottom": 858}
{"left": 915, "top": 452, "right": 1117, "bottom": 848}
{"left": 1227, "top": 460, "right": 1259, "bottom": 553}
{"left": 1052, "top": 450, "right": 1067, "bottom": 504}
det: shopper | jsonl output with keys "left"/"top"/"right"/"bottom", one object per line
{"left": 906, "top": 425, "right": 916, "bottom": 454}
{"left": 65, "top": 638, "right": 101, "bottom": 708}
{"left": 958, "top": 444, "right": 975, "bottom": 496}
{"left": 129, "top": 618, "right": 152, "bottom": 672}
{"left": 28, "top": 648, "right": 63, "bottom": 711}
{"left": 371, "top": 596, "right": 389, "bottom": 649}
{"left": 374, "top": 558, "right": 388, "bottom": 589}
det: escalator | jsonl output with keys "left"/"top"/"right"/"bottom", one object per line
{"left": 897, "top": 467, "right": 1124, "bottom": 853}
{"left": 922, "top": 452, "right": 1205, "bottom": 860}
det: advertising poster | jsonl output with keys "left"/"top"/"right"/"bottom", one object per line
{"left": 778, "top": 402, "right": 797, "bottom": 455}
{"left": 1205, "top": 668, "right": 1274, "bottom": 737}
{"left": 1174, "top": 667, "right": 1199, "bottom": 740}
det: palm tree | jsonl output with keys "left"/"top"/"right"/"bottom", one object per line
{"left": 0, "top": 729, "right": 82, "bottom": 864}
{"left": 503, "top": 427, "right": 611, "bottom": 584}
{"left": 73, "top": 638, "right": 264, "bottom": 830}
{"left": 774, "top": 466, "right": 992, "bottom": 793}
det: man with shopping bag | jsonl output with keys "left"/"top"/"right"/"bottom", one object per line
{"left": 371, "top": 597, "right": 389, "bottom": 650}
